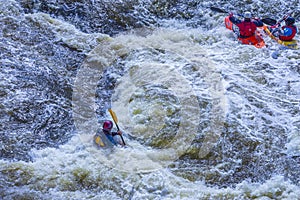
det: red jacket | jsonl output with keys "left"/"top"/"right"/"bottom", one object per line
{"left": 237, "top": 21, "right": 258, "bottom": 38}
{"left": 229, "top": 16, "right": 263, "bottom": 38}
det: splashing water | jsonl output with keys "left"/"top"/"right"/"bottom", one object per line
{"left": 1, "top": 0, "right": 300, "bottom": 199}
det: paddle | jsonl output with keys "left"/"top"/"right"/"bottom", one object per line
{"left": 108, "top": 108, "right": 126, "bottom": 146}
{"left": 263, "top": 12, "right": 293, "bottom": 28}
{"left": 210, "top": 6, "right": 276, "bottom": 25}
{"left": 261, "top": 18, "right": 277, "bottom": 26}
{"left": 210, "top": 6, "right": 243, "bottom": 17}
{"left": 210, "top": 7, "right": 229, "bottom": 14}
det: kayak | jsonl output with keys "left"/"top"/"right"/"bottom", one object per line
{"left": 94, "top": 132, "right": 114, "bottom": 148}
{"left": 263, "top": 26, "right": 298, "bottom": 49}
{"left": 224, "top": 16, "right": 266, "bottom": 48}
{"left": 94, "top": 132, "right": 124, "bottom": 148}
{"left": 94, "top": 134, "right": 105, "bottom": 147}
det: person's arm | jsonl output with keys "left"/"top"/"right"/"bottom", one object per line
{"left": 229, "top": 14, "right": 242, "bottom": 25}
{"left": 112, "top": 131, "right": 125, "bottom": 146}
{"left": 253, "top": 19, "right": 263, "bottom": 27}
{"left": 112, "top": 131, "right": 122, "bottom": 137}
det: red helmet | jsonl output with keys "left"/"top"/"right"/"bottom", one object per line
{"left": 103, "top": 120, "right": 113, "bottom": 130}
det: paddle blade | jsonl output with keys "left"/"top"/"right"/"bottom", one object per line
{"left": 108, "top": 109, "right": 118, "bottom": 124}
{"left": 210, "top": 7, "right": 228, "bottom": 14}
{"left": 108, "top": 108, "right": 126, "bottom": 145}
{"left": 261, "top": 18, "right": 277, "bottom": 26}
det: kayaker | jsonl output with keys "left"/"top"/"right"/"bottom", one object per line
{"left": 229, "top": 11, "right": 264, "bottom": 45}
{"left": 94, "top": 120, "right": 124, "bottom": 147}
{"left": 271, "top": 17, "right": 298, "bottom": 41}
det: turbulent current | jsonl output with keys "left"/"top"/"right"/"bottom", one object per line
{"left": 1, "top": 0, "right": 300, "bottom": 199}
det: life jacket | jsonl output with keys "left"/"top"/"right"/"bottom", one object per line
{"left": 237, "top": 20, "right": 257, "bottom": 38}
{"left": 105, "top": 133, "right": 117, "bottom": 145}
{"left": 279, "top": 25, "right": 297, "bottom": 41}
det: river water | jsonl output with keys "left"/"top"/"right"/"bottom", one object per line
{"left": 1, "top": 0, "right": 300, "bottom": 199}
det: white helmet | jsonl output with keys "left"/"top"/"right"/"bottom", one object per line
{"left": 244, "top": 11, "right": 252, "bottom": 19}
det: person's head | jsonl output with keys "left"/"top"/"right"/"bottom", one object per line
{"left": 244, "top": 11, "right": 252, "bottom": 21}
{"left": 103, "top": 120, "right": 113, "bottom": 131}
{"left": 285, "top": 17, "right": 295, "bottom": 26}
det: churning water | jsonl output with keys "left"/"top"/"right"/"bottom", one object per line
{"left": 1, "top": 0, "right": 300, "bottom": 199}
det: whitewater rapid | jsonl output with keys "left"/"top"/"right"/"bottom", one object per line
{"left": 1, "top": 0, "right": 300, "bottom": 199}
